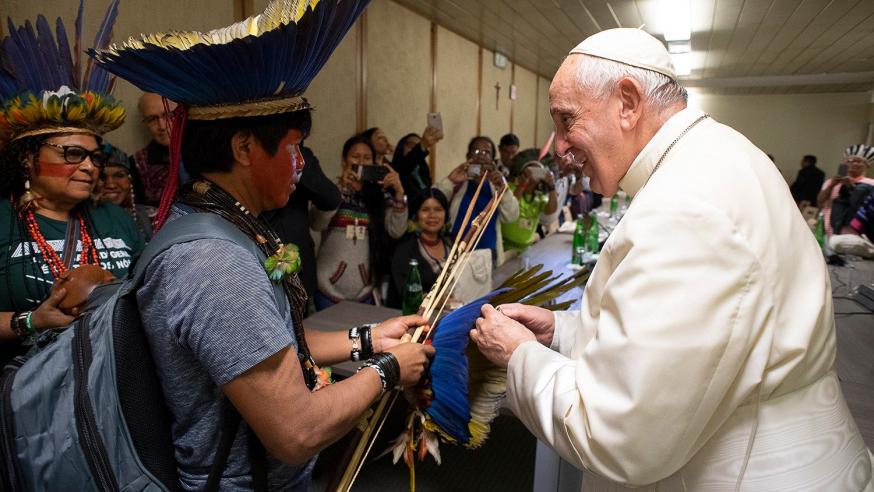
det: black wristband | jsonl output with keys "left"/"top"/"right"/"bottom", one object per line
{"left": 9, "top": 311, "right": 20, "bottom": 338}
{"left": 360, "top": 352, "right": 400, "bottom": 391}
{"left": 360, "top": 325, "right": 374, "bottom": 359}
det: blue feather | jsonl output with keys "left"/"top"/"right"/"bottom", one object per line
{"left": 424, "top": 289, "right": 509, "bottom": 444}
{"left": 55, "top": 17, "right": 75, "bottom": 90}
{"left": 35, "top": 15, "right": 63, "bottom": 92}
{"left": 83, "top": 0, "right": 120, "bottom": 93}
{"left": 73, "top": 0, "right": 84, "bottom": 85}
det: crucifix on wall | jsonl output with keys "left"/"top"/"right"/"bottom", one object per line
{"left": 494, "top": 82, "right": 501, "bottom": 110}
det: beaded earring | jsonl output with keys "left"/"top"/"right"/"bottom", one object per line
{"left": 18, "top": 177, "right": 37, "bottom": 212}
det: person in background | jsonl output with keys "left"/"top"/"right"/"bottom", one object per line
{"left": 828, "top": 188, "right": 874, "bottom": 259}
{"left": 790, "top": 154, "right": 824, "bottom": 206}
{"left": 389, "top": 188, "right": 451, "bottom": 306}
{"left": 817, "top": 144, "right": 874, "bottom": 235}
{"left": 391, "top": 126, "right": 444, "bottom": 205}
{"left": 471, "top": 28, "right": 871, "bottom": 489}
{"left": 360, "top": 127, "right": 394, "bottom": 165}
{"left": 502, "top": 161, "right": 558, "bottom": 252}
{"left": 498, "top": 133, "right": 520, "bottom": 176}
{"left": 263, "top": 145, "right": 341, "bottom": 310}
{"left": 129, "top": 92, "right": 180, "bottom": 208}
{"left": 436, "top": 136, "right": 519, "bottom": 265}
{"left": 312, "top": 136, "right": 407, "bottom": 309}
{"left": 96, "top": 143, "right": 154, "bottom": 242}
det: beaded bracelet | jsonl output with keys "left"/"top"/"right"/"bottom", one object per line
{"left": 10, "top": 311, "right": 34, "bottom": 340}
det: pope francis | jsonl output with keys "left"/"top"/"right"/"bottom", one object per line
{"left": 471, "top": 28, "right": 873, "bottom": 490}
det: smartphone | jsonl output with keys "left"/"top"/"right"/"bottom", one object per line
{"left": 467, "top": 163, "right": 482, "bottom": 178}
{"left": 427, "top": 112, "right": 443, "bottom": 131}
{"left": 357, "top": 165, "right": 388, "bottom": 183}
{"left": 837, "top": 163, "right": 848, "bottom": 177}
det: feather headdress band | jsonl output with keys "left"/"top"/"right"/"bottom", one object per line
{"left": 90, "top": 0, "right": 369, "bottom": 120}
{"left": 0, "top": 0, "right": 125, "bottom": 150}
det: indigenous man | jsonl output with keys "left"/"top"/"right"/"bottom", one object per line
{"left": 92, "top": 1, "right": 434, "bottom": 490}
{"left": 471, "top": 28, "right": 872, "bottom": 490}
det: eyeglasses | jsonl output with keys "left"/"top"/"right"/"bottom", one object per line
{"left": 142, "top": 113, "right": 171, "bottom": 125}
{"left": 472, "top": 149, "right": 493, "bottom": 158}
{"left": 41, "top": 142, "right": 109, "bottom": 167}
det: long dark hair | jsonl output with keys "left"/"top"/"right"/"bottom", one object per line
{"left": 411, "top": 187, "right": 449, "bottom": 233}
{"left": 392, "top": 133, "right": 419, "bottom": 164}
{"left": 342, "top": 135, "right": 391, "bottom": 283}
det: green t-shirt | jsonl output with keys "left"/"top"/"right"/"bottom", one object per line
{"left": 502, "top": 184, "right": 549, "bottom": 250}
{"left": 0, "top": 199, "right": 145, "bottom": 312}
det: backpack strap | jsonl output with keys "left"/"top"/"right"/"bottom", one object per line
{"left": 120, "top": 212, "right": 287, "bottom": 316}
{"left": 203, "top": 399, "right": 241, "bottom": 492}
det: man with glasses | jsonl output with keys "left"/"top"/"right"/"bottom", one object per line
{"left": 129, "top": 92, "right": 181, "bottom": 208}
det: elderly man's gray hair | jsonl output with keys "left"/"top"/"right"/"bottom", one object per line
{"left": 575, "top": 55, "right": 687, "bottom": 110}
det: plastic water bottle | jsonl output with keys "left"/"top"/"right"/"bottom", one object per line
{"left": 402, "top": 259, "right": 424, "bottom": 315}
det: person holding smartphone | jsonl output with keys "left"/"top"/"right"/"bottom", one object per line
{"left": 816, "top": 144, "right": 874, "bottom": 235}
{"left": 392, "top": 124, "right": 444, "bottom": 205}
{"left": 436, "top": 136, "right": 520, "bottom": 265}
{"left": 311, "top": 136, "right": 408, "bottom": 309}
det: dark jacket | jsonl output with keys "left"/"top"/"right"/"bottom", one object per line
{"left": 790, "top": 165, "right": 825, "bottom": 205}
{"left": 264, "top": 146, "right": 341, "bottom": 302}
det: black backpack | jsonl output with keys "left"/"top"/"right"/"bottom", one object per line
{"left": 1, "top": 213, "right": 278, "bottom": 491}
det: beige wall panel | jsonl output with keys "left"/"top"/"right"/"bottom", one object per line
{"left": 6, "top": 0, "right": 235, "bottom": 156}
{"left": 479, "top": 49, "right": 513, "bottom": 146}
{"left": 434, "top": 26, "right": 479, "bottom": 180}
{"left": 512, "top": 65, "right": 538, "bottom": 150}
{"left": 365, "top": 0, "right": 430, "bottom": 160}
{"left": 536, "top": 76, "right": 554, "bottom": 150}
{"left": 689, "top": 91, "right": 871, "bottom": 182}
{"left": 300, "top": 31, "right": 359, "bottom": 181}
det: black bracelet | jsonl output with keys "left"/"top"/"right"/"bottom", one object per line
{"left": 359, "top": 352, "right": 400, "bottom": 391}
{"left": 9, "top": 311, "right": 20, "bottom": 338}
{"left": 10, "top": 311, "right": 32, "bottom": 340}
{"left": 360, "top": 325, "right": 374, "bottom": 359}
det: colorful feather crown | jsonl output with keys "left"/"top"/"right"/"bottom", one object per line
{"left": 0, "top": 0, "right": 125, "bottom": 149}
{"left": 90, "top": 0, "right": 371, "bottom": 120}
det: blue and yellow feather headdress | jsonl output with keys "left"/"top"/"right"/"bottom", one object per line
{"left": 90, "top": 0, "right": 369, "bottom": 120}
{"left": 89, "top": 0, "right": 370, "bottom": 229}
{"left": 0, "top": 0, "right": 125, "bottom": 151}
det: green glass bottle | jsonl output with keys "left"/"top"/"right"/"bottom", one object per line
{"left": 571, "top": 217, "right": 586, "bottom": 264}
{"left": 610, "top": 195, "right": 619, "bottom": 217}
{"left": 587, "top": 216, "right": 600, "bottom": 254}
{"left": 402, "top": 259, "right": 424, "bottom": 315}
{"left": 814, "top": 212, "right": 825, "bottom": 248}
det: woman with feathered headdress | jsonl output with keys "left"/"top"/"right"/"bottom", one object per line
{"left": 0, "top": 1, "right": 144, "bottom": 362}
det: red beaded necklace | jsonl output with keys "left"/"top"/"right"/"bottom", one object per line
{"left": 22, "top": 210, "right": 99, "bottom": 280}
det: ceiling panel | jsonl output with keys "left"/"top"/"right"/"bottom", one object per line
{"left": 391, "top": 0, "right": 874, "bottom": 93}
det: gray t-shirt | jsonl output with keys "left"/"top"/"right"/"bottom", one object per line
{"left": 137, "top": 213, "right": 314, "bottom": 491}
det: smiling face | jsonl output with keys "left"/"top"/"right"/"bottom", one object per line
{"left": 29, "top": 133, "right": 101, "bottom": 209}
{"left": 845, "top": 155, "right": 869, "bottom": 179}
{"left": 248, "top": 129, "right": 305, "bottom": 211}
{"left": 549, "top": 56, "right": 632, "bottom": 196}
{"left": 416, "top": 197, "right": 447, "bottom": 236}
{"left": 99, "top": 165, "right": 132, "bottom": 207}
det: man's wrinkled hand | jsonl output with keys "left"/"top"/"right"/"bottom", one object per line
{"left": 493, "top": 303, "right": 555, "bottom": 347}
{"left": 470, "top": 304, "right": 536, "bottom": 367}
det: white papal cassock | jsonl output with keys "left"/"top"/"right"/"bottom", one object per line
{"left": 506, "top": 107, "right": 873, "bottom": 491}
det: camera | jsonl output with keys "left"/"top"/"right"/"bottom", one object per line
{"left": 467, "top": 164, "right": 482, "bottom": 178}
{"left": 353, "top": 164, "right": 389, "bottom": 183}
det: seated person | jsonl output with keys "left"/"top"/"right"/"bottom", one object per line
{"left": 392, "top": 126, "right": 443, "bottom": 205}
{"left": 390, "top": 188, "right": 451, "bottom": 304}
{"left": 817, "top": 144, "right": 874, "bottom": 235}
{"left": 830, "top": 187, "right": 874, "bottom": 258}
{"left": 312, "top": 136, "right": 407, "bottom": 309}
{"left": 97, "top": 143, "right": 154, "bottom": 241}
{"left": 435, "top": 136, "right": 519, "bottom": 265}
{"left": 502, "top": 161, "right": 558, "bottom": 252}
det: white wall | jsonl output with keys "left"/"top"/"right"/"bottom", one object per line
{"left": 688, "top": 90, "right": 873, "bottom": 181}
